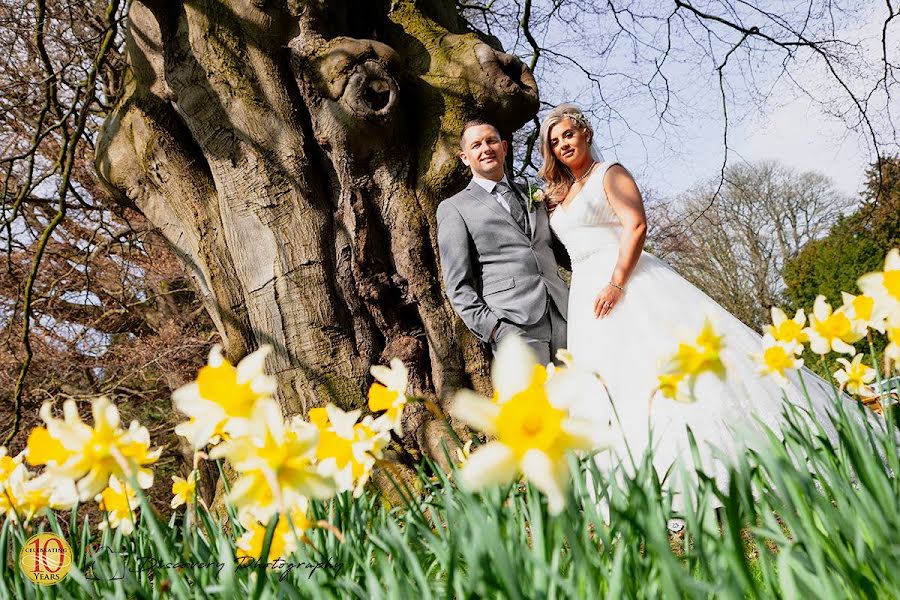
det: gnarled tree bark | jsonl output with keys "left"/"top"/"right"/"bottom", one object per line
{"left": 95, "top": 0, "right": 539, "bottom": 476}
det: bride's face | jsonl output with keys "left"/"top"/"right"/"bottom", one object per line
{"left": 548, "top": 118, "right": 591, "bottom": 170}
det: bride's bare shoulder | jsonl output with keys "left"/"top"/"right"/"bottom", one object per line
{"left": 603, "top": 163, "right": 642, "bottom": 203}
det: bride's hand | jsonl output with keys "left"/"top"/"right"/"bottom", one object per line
{"left": 593, "top": 284, "right": 623, "bottom": 319}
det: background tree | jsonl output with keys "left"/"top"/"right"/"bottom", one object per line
{"left": 648, "top": 161, "right": 853, "bottom": 330}
{"left": 784, "top": 155, "right": 900, "bottom": 311}
{"left": 93, "top": 1, "right": 543, "bottom": 470}
{"left": 0, "top": 0, "right": 218, "bottom": 508}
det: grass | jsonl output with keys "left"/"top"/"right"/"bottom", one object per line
{"left": 2, "top": 385, "right": 898, "bottom": 599}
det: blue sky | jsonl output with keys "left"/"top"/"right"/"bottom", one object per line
{"left": 492, "top": 1, "right": 894, "bottom": 202}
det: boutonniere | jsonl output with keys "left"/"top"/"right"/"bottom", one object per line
{"left": 527, "top": 183, "right": 545, "bottom": 212}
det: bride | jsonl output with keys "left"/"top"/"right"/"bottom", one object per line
{"left": 540, "top": 104, "right": 855, "bottom": 517}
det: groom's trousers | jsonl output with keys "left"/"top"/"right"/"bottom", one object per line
{"left": 491, "top": 298, "right": 567, "bottom": 365}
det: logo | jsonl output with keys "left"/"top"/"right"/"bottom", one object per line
{"left": 19, "top": 533, "right": 73, "bottom": 585}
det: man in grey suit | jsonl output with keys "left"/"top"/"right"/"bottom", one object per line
{"left": 436, "top": 118, "right": 570, "bottom": 365}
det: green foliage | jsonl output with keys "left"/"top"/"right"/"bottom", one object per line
{"left": 784, "top": 155, "right": 900, "bottom": 311}
{"left": 782, "top": 214, "right": 884, "bottom": 310}
{"left": 2, "top": 382, "right": 898, "bottom": 598}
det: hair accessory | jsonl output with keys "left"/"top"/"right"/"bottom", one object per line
{"left": 561, "top": 111, "right": 592, "bottom": 131}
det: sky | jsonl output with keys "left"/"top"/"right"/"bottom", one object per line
{"left": 636, "top": 94, "right": 871, "bottom": 199}
{"left": 503, "top": 1, "right": 895, "bottom": 203}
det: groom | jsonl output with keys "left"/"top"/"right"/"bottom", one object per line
{"left": 436, "top": 118, "right": 570, "bottom": 364}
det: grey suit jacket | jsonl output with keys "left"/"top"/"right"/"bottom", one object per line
{"left": 436, "top": 178, "right": 570, "bottom": 343}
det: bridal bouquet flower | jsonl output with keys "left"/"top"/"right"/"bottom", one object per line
{"left": 527, "top": 182, "right": 545, "bottom": 212}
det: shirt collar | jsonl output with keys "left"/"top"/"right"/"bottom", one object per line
{"left": 472, "top": 174, "right": 511, "bottom": 194}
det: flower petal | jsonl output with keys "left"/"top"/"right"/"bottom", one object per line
{"left": 492, "top": 334, "right": 538, "bottom": 401}
{"left": 459, "top": 441, "right": 517, "bottom": 491}
{"left": 544, "top": 368, "right": 607, "bottom": 412}
{"left": 450, "top": 389, "right": 500, "bottom": 435}
{"left": 236, "top": 345, "right": 272, "bottom": 383}
{"left": 520, "top": 449, "right": 569, "bottom": 515}
{"left": 325, "top": 404, "right": 361, "bottom": 439}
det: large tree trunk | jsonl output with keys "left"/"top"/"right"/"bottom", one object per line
{"left": 95, "top": 0, "right": 539, "bottom": 468}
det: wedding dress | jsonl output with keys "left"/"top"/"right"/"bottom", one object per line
{"left": 549, "top": 160, "right": 850, "bottom": 506}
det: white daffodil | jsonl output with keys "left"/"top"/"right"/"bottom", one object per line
{"left": 455, "top": 440, "right": 474, "bottom": 468}
{"left": 450, "top": 335, "right": 612, "bottom": 515}
{"left": 834, "top": 355, "right": 876, "bottom": 396}
{"left": 209, "top": 399, "right": 335, "bottom": 522}
{"left": 764, "top": 307, "right": 809, "bottom": 346}
{"left": 368, "top": 358, "right": 409, "bottom": 436}
{"left": 0, "top": 457, "right": 27, "bottom": 521}
{"left": 0, "top": 451, "right": 76, "bottom": 523}
{"left": 308, "top": 404, "right": 390, "bottom": 497}
{"left": 173, "top": 344, "right": 277, "bottom": 449}
{"left": 751, "top": 335, "right": 804, "bottom": 388}
{"left": 804, "top": 295, "right": 866, "bottom": 355}
{"left": 840, "top": 291, "right": 883, "bottom": 333}
{"left": 858, "top": 248, "right": 900, "bottom": 325}
{"left": 34, "top": 397, "right": 161, "bottom": 501}
{"left": 96, "top": 476, "right": 140, "bottom": 535}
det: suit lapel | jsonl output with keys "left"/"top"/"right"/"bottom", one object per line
{"left": 464, "top": 179, "right": 527, "bottom": 236}
{"left": 513, "top": 181, "right": 539, "bottom": 239}
{"left": 531, "top": 198, "right": 545, "bottom": 238}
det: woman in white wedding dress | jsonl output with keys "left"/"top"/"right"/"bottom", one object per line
{"left": 540, "top": 104, "right": 849, "bottom": 511}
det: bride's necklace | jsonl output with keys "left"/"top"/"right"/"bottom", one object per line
{"left": 574, "top": 160, "right": 596, "bottom": 182}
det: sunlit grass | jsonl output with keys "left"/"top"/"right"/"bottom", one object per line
{"left": 2, "top": 389, "right": 897, "bottom": 599}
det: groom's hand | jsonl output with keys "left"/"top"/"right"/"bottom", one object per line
{"left": 490, "top": 321, "right": 501, "bottom": 342}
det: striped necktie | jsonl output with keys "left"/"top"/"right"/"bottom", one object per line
{"left": 496, "top": 180, "right": 530, "bottom": 237}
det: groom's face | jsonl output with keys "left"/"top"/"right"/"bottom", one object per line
{"left": 459, "top": 124, "right": 508, "bottom": 181}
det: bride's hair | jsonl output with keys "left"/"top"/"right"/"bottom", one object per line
{"left": 538, "top": 104, "right": 595, "bottom": 212}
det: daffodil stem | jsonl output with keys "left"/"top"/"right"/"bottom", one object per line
{"left": 868, "top": 335, "right": 889, "bottom": 409}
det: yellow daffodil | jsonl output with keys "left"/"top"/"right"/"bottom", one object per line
{"left": 35, "top": 397, "right": 161, "bottom": 501}
{"left": 171, "top": 471, "right": 198, "bottom": 509}
{"left": 450, "top": 335, "right": 611, "bottom": 515}
{"left": 764, "top": 307, "right": 809, "bottom": 345}
{"left": 236, "top": 499, "right": 312, "bottom": 562}
{"left": 834, "top": 355, "right": 876, "bottom": 396}
{"left": 804, "top": 295, "right": 865, "bottom": 355}
{"left": 677, "top": 318, "right": 726, "bottom": 378}
{"left": 209, "top": 399, "right": 335, "bottom": 521}
{"left": 657, "top": 373, "right": 686, "bottom": 399}
{"left": 857, "top": 248, "right": 900, "bottom": 325}
{"left": 174, "top": 345, "right": 276, "bottom": 449}
{"left": 840, "top": 291, "right": 882, "bottom": 333}
{"left": 308, "top": 404, "right": 390, "bottom": 497}
{"left": 368, "top": 358, "right": 409, "bottom": 435}
{"left": 96, "top": 476, "right": 140, "bottom": 535}
{"left": 752, "top": 336, "right": 804, "bottom": 387}
{"left": 657, "top": 318, "right": 726, "bottom": 401}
